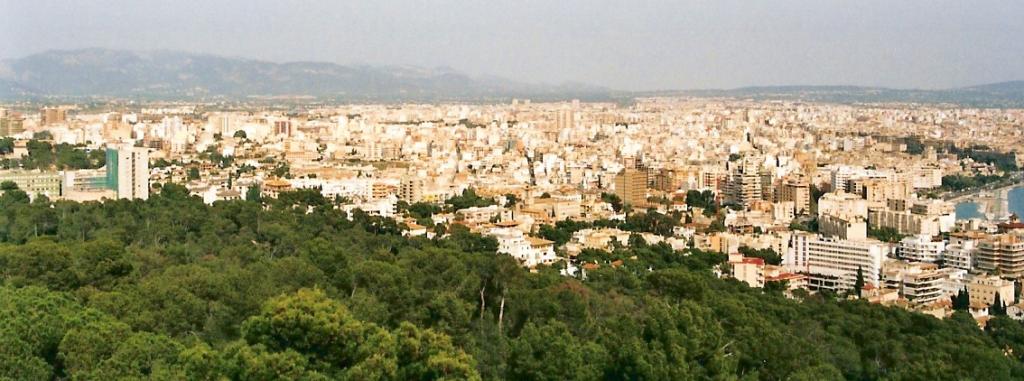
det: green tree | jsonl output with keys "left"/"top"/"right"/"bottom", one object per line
{"left": 853, "top": 266, "right": 865, "bottom": 296}
{"left": 601, "top": 192, "right": 623, "bottom": 213}
{"left": 508, "top": 320, "right": 606, "bottom": 381}
{"left": 992, "top": 292, "right": 1006, "bottom": 316}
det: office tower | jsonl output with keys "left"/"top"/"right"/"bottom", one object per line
{"left": 106, "top": 145, "right": 150, "bottom": 200}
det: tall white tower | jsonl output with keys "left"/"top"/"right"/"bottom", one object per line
{"left": 107, "top": 145, "right": 150, "bottom": 200}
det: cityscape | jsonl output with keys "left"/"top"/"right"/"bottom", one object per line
{"left": 3, "top": 1, "right": 1024, "bottom": 380}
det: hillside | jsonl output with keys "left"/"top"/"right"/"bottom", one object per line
{"left": 1, "top": 185, "right": 1024, "bottom": 379}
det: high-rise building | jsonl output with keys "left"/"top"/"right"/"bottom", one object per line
{"left": 778, "top": 177, "right": 811, "bottom": 215}
{"left": 819, "top": 214, "right": 867, "bottom": 241}
{"left": 399, "top": 175, "right": 425, "bottom": 203}
{"left": 106, "top": 145, "right": 149, "bottom": 200}
{"left": 725, "top": 158, "right": 761, "bottom": 209}
{"left": 943, "top": 233, "right": 981, "bottom": 271}
{"left": 274, "top": 120, "right": 292, "bottom": 136}
{"left": 614, "top": 167, "right": 647, "bottom": 207}
{"left": 555, "top": 108, "right": 574, "bottom": 131}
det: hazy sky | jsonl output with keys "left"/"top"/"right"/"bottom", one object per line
{"left": 2, "top": 0, "right": 1022, "bottom": 91}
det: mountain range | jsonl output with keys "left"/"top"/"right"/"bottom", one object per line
{"left": 2, "top": 48, "right": 1023, "bottom": 106}
{"left": 0, "top": 48, "right": 611, "bottom": 102}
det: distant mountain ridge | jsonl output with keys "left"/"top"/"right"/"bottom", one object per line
{"left": 1, "top": 48, "right": 1023, "bottom": 106}
{"left": 0, "top": 48, "right": 612, "bottom": 101}
{"left": 652, "top": 81, "right": 1024, "bottom": 107}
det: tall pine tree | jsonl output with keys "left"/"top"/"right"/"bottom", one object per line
{"left": 853, "top": 266, "right": 865, "bottom": 296}
{"left": 992, "top": 292, "right": 1006, "bottom": 316}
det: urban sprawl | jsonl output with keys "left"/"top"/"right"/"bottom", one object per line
{"left": 3, "top": 98, "right": 1024, "bottom": 325}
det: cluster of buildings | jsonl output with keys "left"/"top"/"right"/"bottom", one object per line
{"left": 2, "top": 99, "right": 1024, "bottom": 323}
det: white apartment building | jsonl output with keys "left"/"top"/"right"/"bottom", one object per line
{"left": 943, "top": 234, "right": 979, "bottom": 271}
{"left": 897, "top": 235, "right": 945, "bottom": 263}
{"left": 882, "top": 260, "right": 956, "bottom": 307}
{"left": 817, "top": 191, "right": 868, "bottom": 219}
{"left": 786, "top": 232, "right": 888, "bottom": 292}
{"left": 488, "top": 224, "right": 559, "bottom": 268}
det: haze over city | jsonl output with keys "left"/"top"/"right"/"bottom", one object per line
{"left": 3, "top": 0, "right": 1024, "bottom": 90}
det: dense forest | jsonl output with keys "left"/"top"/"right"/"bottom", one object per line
{"left": 3, "top": 184, "right": 1024, "bottom": 380}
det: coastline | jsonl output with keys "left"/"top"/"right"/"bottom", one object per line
{"left": 944, "top": 181, "right": 1024, "bottom": 203}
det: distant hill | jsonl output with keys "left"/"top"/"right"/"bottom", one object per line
{"left": 0, "top": 48, "right": 612, "bottom": 101}
{"left": 652, "top": 81, "right": 1024, "bottom": 107}
{"left": 1, "top": 49, "right": 1022, "bottom": 106}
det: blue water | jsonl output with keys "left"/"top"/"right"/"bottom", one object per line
{"left": 955, "top": 185, "right": 1024, "bottom": 220}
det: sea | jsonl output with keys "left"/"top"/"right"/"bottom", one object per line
{"left": 954, "top": 185, "right": 1024, "bottom": 220}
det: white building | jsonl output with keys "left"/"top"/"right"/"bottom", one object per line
{"left": 108, "top": 145, "right": 149, "bottom": 200}
{"left": 943, "top": 234, "right": 978, "bottom": 271}
{"left": 786, "top": 232, "right": 889, "bottom": 292}
{"left": 897, "top": 235, "right": 945, "bottom": 263}
{"left": 488, "top": 223, "right": 559, "bottom": 268}
{"left": 882, "top": 260, "right": 958, "bottom": 307}
{"left": 728, "top": 253, "right": 765, "bottom": 288}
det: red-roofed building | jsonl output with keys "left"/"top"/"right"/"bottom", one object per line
{"left": 764, "top": 265, "right": 808, "bottom": 291}
{"left": 728, "top": 253, "right": 765, "bottom": 288}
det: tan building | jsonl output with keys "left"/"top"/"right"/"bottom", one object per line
{"left": 778, "top": 177, "right": 811, "bottom": 216}
{"left": 819, "top": 213, "right": 867, "bottom": 241}
{"left": 0, "top": 112, "right": 25, "bottom": 136}
{"left": 614, "top": 167, "right": 647, "bottom": 207}
{"left": 399, "top": 176, "right": 425, "bottom": 203}
{"left": 40, "top": 107, "right": 67, "bottom": 126}
{"left": 968, "top": 274, "right": 1016, "bottom": 308}
{"left": 728, "top": 253, "right": 765, "bottom": 288}
{"left": 975, "top": 233, "right": 1024, "bottom": 278}
{"left": 262, "top": 178, "right": 292, "bottom": 199}
{"left": 0, "top": 170, "right": 62, "bottom": 199}
{"left": 882, "top": 261, "right": 954, "bottom": 307}
{"left": 853, "top": 177, "right": 911, "bottom": 204}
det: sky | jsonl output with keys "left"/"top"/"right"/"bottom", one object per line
{"left": 2, "top": 0, "right": 1023, "bottom": 91}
